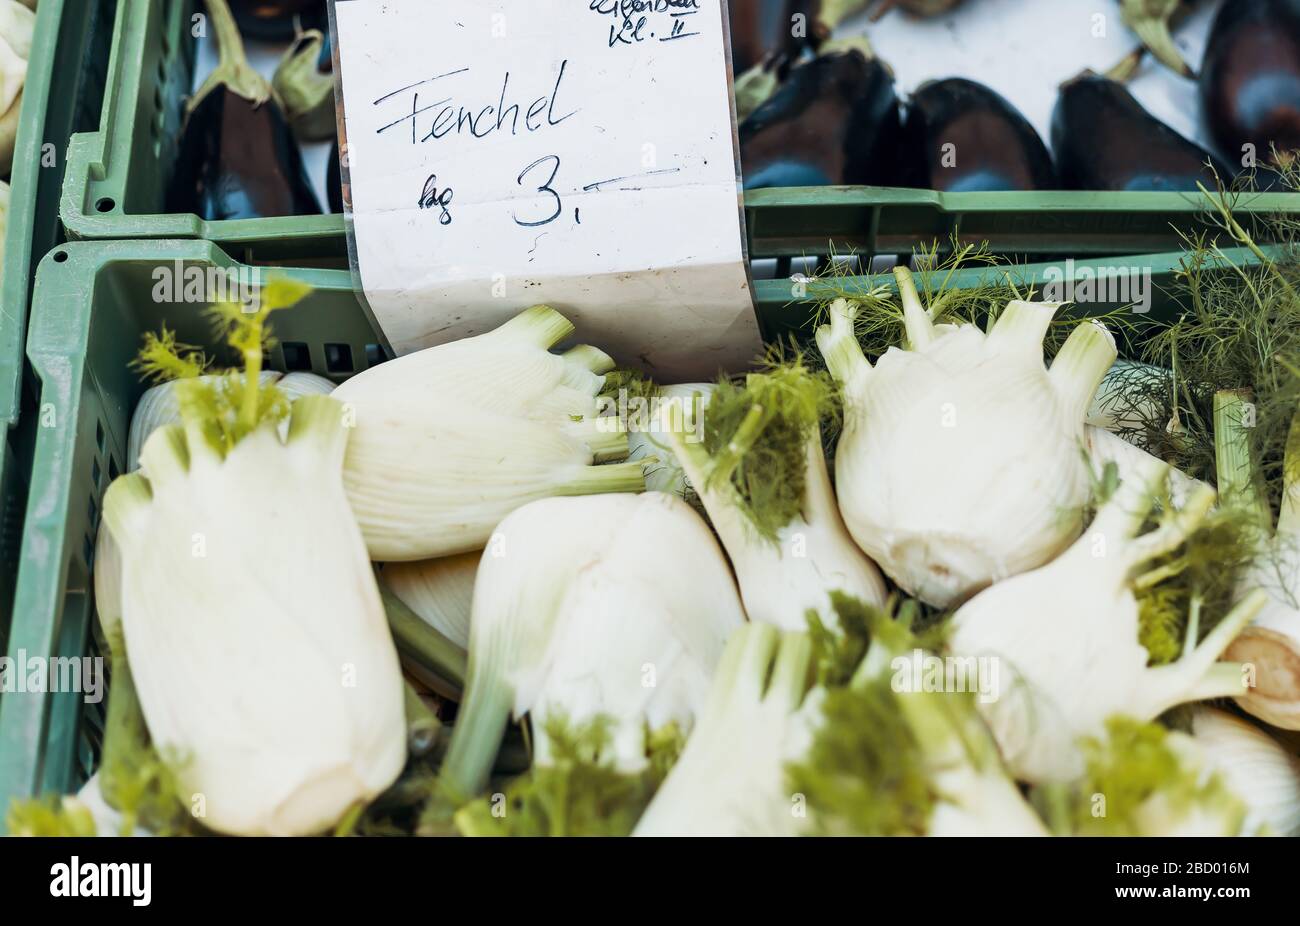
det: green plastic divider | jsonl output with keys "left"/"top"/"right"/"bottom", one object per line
{"left": 0, "top": 0, "right": 115, "bottom": 657}
{"left": 0, "top": 236, "right": 1261, "bottom": 824}
{"left": 60, "top": 0, "right": 1300, "bottom": 266}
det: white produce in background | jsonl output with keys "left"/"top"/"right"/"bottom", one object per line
{"left": 1190, "top": 707, "right": 1300, "bottom": 836}
{"left": 383, "top": 551, "right": 479, "bottom": 650}
{"left": 0, "top": 0, "right": 33, "bottom": 174}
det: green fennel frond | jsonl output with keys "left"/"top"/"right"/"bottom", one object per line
{"left": 1066, "top": 717, "right": 1243, "bottom": 836}
{"left": 789, "top": 593, "right": 954, "bottom": 836}
{"left": 132, "top": 327, "right": 208, "bottom": 383}
{"left": 452, "top": 715, "right": 683, "bottom": 837}
{"left": 134, "top": 276, "right": 313, "bottom": 457}
{"left": 4, "top": 795, "right": 98, "bottom": 836}
{"left": 702, "top": 352, "right": 838, "bottom": 541}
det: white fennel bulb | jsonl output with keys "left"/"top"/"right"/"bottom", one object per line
{"left": 276, "top": 370, "right": 336, "bottom": 400}
{"left": 104, "top": 395, "right": 405, "bottom": 835}
{"left": 1085, "top": 424, "right": 1205, "bottom": 508}
{"left": 438, "top": 492, "right": 745, "bottom": 801}
{"left": 1214, "top": 390, "right": 1300, "bottom": 729}
{"left": 0, "top": 0, "right": 33, "bottom": 174}
{"left": 947, "top": 454, "right": 1264, "bottom": 783}
{"left": 331, "top": 305, "right": 645, "bottom": 560}
{"left": 0, "top": 180, "right": 8, "bottom": 268}
{"left": 103, "top": 286, "right": 405, "bottom": 835}
{"left": 382, "top": 551, "right": 479, "bottom": 650}
{"left": 109, "top": 368, "right": 337, "bottom": 633}
{"left": 625, "top": 383, "right": 712, "bottom": 498}
{"left": 666, "top": 363, "right": 886, "bottom": 630}
{"left": 816, "top": 267, "right": 1117, "bottom": 607}
{"left": 1190, "top": 707, "right": 1300, "bottom": 836}
{"left": 633, "top": 623, "right": 816, "bottom": 837}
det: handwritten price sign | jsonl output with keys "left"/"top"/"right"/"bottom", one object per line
{"left": 333, "top": 0, "right": 759, "bottom": 380}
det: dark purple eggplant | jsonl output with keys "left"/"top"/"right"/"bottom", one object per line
{"left": 731, "top": 1, "right": 820, "bottom": 76}
{"left": 898, "top": 78, "right": 1055, "bottom": 191}
{"left": 327, "top": 137, "right": 343, "bottom": 214}
{"left": 740, "top": 47, "right": 902, "bottom": 188}
{"left": 1053, "top": 72, "right": 1226, "bottom": 191}
{"left": 1200, "top": 0, "right": 1300, "bottom": 180}
{"left": 318, "top": 20, "right": 332, "bottom": 73}
{"left": 870, "top": 0, "right": 963, "bottom": 19}
{"left": 167, "top": 0, "right": 321, "bottom": 220}
{"left": 229, "top": 0, "right": 324, "bottom": 42}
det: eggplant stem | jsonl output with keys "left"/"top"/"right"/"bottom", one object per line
{"left": 1127, "top": 17, "right": 1193, "bottom": 79}
{"left": 189, "top": 0, "right": 273, "bottom": 115}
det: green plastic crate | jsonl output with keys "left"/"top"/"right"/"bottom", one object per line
{"left": 59, "top": 0, "right": 347, "bottom": 264}
{"left": 0, "top": 236, "right": 1265, "bottom": 822}
{"left": 0, "top": 0, "right": 115, "bottom": 656}
{"left": 60, "top": 0, "right": 1300, "bottom": 266}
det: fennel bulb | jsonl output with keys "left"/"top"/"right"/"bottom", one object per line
{"left": 0, "top": 0, "right": 33, "bottom": 174}
{"left": 275, "top": 370, "right": 336, "bottom": 400}
{"left": 947, "top": 453, "right": 1264, "bottom": 783}
{"left": 666, "top": 364, "right": 886, "bottom": 630}
{"left": 625, "top": 383, "right": 712, "bottom": 498}
{"left": 103, "top": 286, "right": 405, "bottom": 835}
{"left": 1085, "top": 425, "right": 1204, "bottom": 508}
{"left": 0, "top": 179, "right": 8, "bottom": 267}
{"left": 382, "top": 551, "right": 479, "bottom": 650}
{"left": 105, "top": 396, "right": 405, "bottom": 835}
{"left": 438, "top": 492, "right": 745, "bottom": 802}
{"left": 632, "top": 623, "right": 816, "bottom": 837}
{"left": 1190, "top": 707, "right": 1300, "bottom": 836}
{"left": 816, "top": 267, "right": 1117, "bottom": 607}
{"left": 331, "top": 306, "right": 645, "bottom": 561}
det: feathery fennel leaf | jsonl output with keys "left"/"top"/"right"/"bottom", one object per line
{"left": 452, "top": 715, "right": 683, "bottom": 837}
{"left": 5, "top": 796, "right": 98, "bottom": 836}
{"left": 132, "top": 277, "right": 312, "bottom": 457}
{"left": 1065, "top": 717, "right": 1244, "bottom": 836}
{"left": 702, "top": 354, "right": 838, "bottom": 541}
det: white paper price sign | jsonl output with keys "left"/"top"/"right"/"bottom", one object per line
{"left": 332, "top": 0, "right": 760, "bottom": 381}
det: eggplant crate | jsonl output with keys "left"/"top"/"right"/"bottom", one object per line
{"left": 60, "top": 0, "right": 1300, "bottom": 267}
{"left": 0, "top": 0, "right": 116, "bottom": 657}
{"left": 0, "top": 236, "right": 1269, "bottom": 823}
